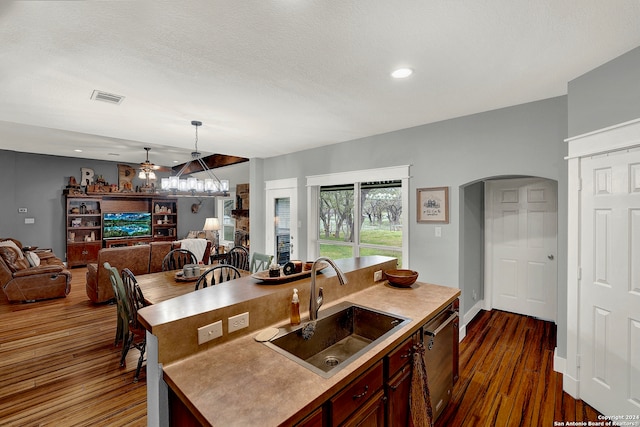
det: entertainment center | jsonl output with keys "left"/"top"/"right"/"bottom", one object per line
{"left": 65, "top": 194, "right": 178, "bottom": 267}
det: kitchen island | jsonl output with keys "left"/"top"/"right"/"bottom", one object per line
{"left": 138, "top": 256, "right": 460, "bottom": 426}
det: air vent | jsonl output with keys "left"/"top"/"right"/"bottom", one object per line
{"left": 91, "top": 90, "right": 125, "bottom": 105}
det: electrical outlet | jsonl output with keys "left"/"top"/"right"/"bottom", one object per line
{"left": 374, "top": 270, "right": 383, "bottom": 281}
{"left": 197, "top": 320, "right": 223, "bottom": 345}
{"left": 228, "top": 312, "right": 249, "bottom": 333}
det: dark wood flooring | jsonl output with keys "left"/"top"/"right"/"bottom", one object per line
{"left": 437, "top": 309, "right": 602, "bottom": 427}
{"left": 0, "top": 267, "right": 600, "bottom": 426}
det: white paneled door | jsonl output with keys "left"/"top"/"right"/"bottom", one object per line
{"left": 487, "top": 178, "right": 557, "bottom": 322}
{"left": 580, "top": 149, "right": 640, "bottom": 415}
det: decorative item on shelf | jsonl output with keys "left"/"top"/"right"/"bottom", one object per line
{"left": 81, "top": 167, "right": 95, "bottom": 187}
{"left": 117, "top": 164, "right": 136, "bottom": 192}
{"left": 159, "top": 120, "right": 230, "bottom": 198}
{"left": 71, "top": 218, "right": 82, "bottom": 227}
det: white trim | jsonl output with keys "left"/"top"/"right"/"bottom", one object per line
{"left": 483, "top": 182, "right": 494, "bottom": 313}
{"left": 306, "top": 165, "right": 411, "bottom": 268}
{"left": 460, "top": 299, "right": 484, "bottom": 342}
{"left": 265, "top": 177, "right": 297, "bottom": 191}
{"left": 265, "top": 178, "right": 298, "bottom": 261}
{"left": 306, "top": 165, "right": 411, "bottom": 187}
{"left": 564, "top": 116, "right": 640, "bottom": 402}
{"left": 565, "top": 117, "right": 640, "bottom": 159}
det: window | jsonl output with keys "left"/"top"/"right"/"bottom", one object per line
{"left": 318, "top": 180, "right": 403, "bottom": 266}
{"left": 217, "top": 197, "right": 235, "bottom": 248}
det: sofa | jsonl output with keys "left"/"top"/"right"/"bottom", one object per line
{"left": 0, "top": 238, "right": 72, "bottom": 302}
{"left": 85, "top": 240, "right": 210, "bottom": 303}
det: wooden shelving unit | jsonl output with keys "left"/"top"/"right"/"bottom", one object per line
{"left": 64, "top": 193, "right": 179, "bottom": 267}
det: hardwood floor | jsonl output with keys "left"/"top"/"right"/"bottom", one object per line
{"left": 437, "top": 309, "right": 602, "bottom": 427}
{"left": 1, "top": 267, "right": 601, "bottom": 426}
{"left": 0, "top": 267, "right": 146, "bottom": 427}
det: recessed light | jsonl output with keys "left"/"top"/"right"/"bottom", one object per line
{"left": 391, "top": 68, "right": 413, "bottom": 79}
{"left": 74, "top": 149, "right": 83, "bottom": 153}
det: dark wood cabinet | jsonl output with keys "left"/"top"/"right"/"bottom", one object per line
{"left": 330, "top": 361, "right": 383, "bottom": 426}
{"left": 296, "top": 407, "right": 324, "bottom": 427}
{"left": 385, "top": 333, "right": 416, "bottom": 427}
{"left": 64, "top": 194, "right": 179, "bottom": 267}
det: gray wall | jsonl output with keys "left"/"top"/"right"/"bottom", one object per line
{"left": 252, "top": 96, "right": 569, "bottom": 354}
{"left": 568, "top": 46, "right": 640, "bottom": 137}
{"left": 459, "top": 181, "right": 485, "bottom": 316}
{"left": 0, "top": 150, "right": 244, "bottom": 259}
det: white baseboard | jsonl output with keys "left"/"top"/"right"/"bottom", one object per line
{"left": 554, "top": 347, "right": 580, "bottom": 399}
{"left": 553, "top": 347, "right": 565, "bottom": 374}
{"left": 460, "top": 300, "right": 484, "bottom": 342}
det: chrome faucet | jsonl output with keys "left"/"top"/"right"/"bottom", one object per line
{"left": 308, "top": 256, "right": 348, "bottom": 321}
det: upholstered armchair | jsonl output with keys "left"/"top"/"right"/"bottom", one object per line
{"left": 0, "top": 238, "right": 71, "bottom": 302}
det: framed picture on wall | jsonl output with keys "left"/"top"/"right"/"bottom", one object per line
{"left": 417, "top": 186, "right": 449, "bottom": 223}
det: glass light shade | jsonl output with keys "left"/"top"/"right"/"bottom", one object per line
{"left": 138, "top": 171, "right": 146, "bottom": 179}
{"left": 204, "top": 178, "right": 215, "bottom": 192}
{"left": 169, "top": 176, "right": 180, "bottom": 190}
{"left": 220, "top": 180, "right": 230, "bottom": 192}
{"left": 187, "top": 177, "right": 198, "bottom": 190}
{"left": 179, "top": 179, "right": 188, "bottom": 191}
{"left": 148, "top": 171, "right": 156, "bottom": 180}
{"left": 161, "top": 178, "right": 170, "bottom": 190}
{"left": 203, "top": 217, "right": 220, "bottom": 231}
{"left": 196, "top": 180, "right": 205, "bottom": 192}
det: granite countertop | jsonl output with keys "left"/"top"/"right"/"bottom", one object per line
{"left": 162, "top": 280, "right": 460, "bottom": 426}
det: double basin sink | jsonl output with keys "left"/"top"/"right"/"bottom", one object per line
{"left": 263, "top": 302, "right": 411, "bottom": 378}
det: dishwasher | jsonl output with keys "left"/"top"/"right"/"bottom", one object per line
{"left": 422, "top": 303, "right": 459, "bottom": 420}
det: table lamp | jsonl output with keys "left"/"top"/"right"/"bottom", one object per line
{"left": 203, "top": 217, "right": 220, "bottom": 252}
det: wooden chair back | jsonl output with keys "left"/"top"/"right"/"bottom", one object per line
{"left": 195, "top": 265, "right": 242, "bottom": 290}
{"left": 162, "top": 248, "right": 197, "bottom": 271}
{"left": 224, "top": 246, "right": 249, "bottom": 271}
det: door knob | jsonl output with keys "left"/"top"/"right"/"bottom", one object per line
{"left": 548, "top": 254, "right": 554, "bottom": 260}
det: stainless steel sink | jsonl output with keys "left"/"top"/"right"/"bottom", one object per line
{"left": 263, "top": 302, "right": 410, "bottom": 378}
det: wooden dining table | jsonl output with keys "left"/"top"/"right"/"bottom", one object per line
{"left": 136, "top": 268, "right": 251, "bottom": 305}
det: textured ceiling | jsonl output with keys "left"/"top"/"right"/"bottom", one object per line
{"left": 1, "top": 1, "right": 640, "bottom": 167}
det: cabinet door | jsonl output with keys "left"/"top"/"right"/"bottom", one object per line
{"left": 296, "top": 406, "right": 323, "bottom": 427}
{"left": 340, "top": 389, "right": 385, "bottom": 427}
{"left": 84, "top": 242, "right": 101, "bottom": 264}
{"left": 386, "top": 366, "right": 411, "bottom": 427}
{"left": 330, "top": 361, "right": 383, "bottom": 426}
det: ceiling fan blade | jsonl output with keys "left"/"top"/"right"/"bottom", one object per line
{"left": 172, "top": 154, "right": 249, "bottom": 174}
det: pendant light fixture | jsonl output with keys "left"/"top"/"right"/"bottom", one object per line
{"left": 160, "top": 120, "right": 230, "bottom": 197}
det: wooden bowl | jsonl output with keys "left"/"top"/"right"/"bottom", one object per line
{"left": 384, "top": 269, "right": 419, "bottom": 288}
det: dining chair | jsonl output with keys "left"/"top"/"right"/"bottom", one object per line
{"left": 250, "top": 252, "right": 273, "bottom": 273}
{"left": 162, "top": 248, "right": 197, "bottom": 271}
{"left": 195, "top": 265, "right": 242, "bottom": 290}
{"left": 104, "top": 262, "right": 128, "bottom": 347}
{"left": 224, "top": 246, "right": 249, "bottom": 271}
{"left": 121, "top": 268, "right": 148, "bottom": 383}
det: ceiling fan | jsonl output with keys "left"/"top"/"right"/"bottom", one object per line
{"left": 138, "top": 147, "right": 172, "bottom": 190}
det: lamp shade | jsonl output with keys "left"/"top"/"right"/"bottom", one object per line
{"left": 203, "top": 217, "right": 220, "bottom": 231}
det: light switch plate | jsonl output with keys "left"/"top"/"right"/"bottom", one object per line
{"left": 197, "top": 320, "right": 223, "bottom": 345}
{"left": 374, "top": 270, "right": 383, "bottom": 281}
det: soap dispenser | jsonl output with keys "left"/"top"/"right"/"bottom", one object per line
{"left": 290, "top": 288, "right": 301, "bottom": 326}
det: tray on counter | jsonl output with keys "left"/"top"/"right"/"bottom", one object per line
{"left": 252, "top": 262, "right": 327, "bottom": 284}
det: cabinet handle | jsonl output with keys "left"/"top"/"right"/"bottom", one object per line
{"left": 352, "top": 385, "right": 369, "bottom": 400}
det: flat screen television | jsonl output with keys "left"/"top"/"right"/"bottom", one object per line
{"left": 103, "top": 212, "right": 152, "bottom": 239}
